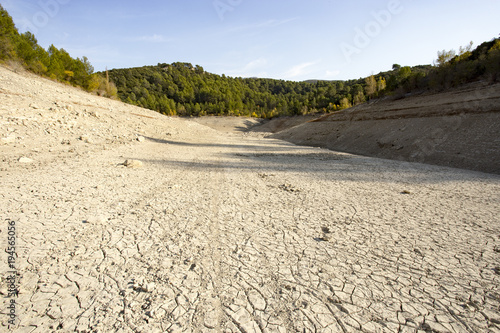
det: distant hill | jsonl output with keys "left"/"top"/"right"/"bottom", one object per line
{"left": 106, "top": 38, "right": 499, "bottom": 118}
{"left": 107, "top": 63, "right": 364, "bottom": 118}
{"left": 106, "top": 62, "right": 434, "bottom": 118}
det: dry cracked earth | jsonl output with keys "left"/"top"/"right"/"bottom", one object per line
{"left": 1, "top": 66, "right": 500, "bottom": 332}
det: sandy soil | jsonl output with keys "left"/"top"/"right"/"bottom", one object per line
{"left": 1, "top": 66, "right": 500, "bottom": 332}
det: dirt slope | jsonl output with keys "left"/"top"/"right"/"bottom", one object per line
{"left": 192, "top": 116, "right": 263, "bottom": 133}
{"left": 270, "top": 83, "right": 500, "bottom": 174}
{"left": 1, "top": 66, "right": 500, "bottom": 332}
{"left": 250, "top": 115, "right": 318, "bottom": 134}
{"left": 0, "top": 66, "right": 214, "bottom": 172}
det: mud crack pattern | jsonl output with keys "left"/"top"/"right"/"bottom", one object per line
{"left": 1, "top": 129, "right": 500, "bottom": 333}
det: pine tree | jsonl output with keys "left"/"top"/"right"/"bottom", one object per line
{"left": 353, "top": 91, "right": 366, "bottom": 105}
{"left": 0, "top": 4, "right": 18, "bottom": 60}
{"left": 365, "top": 75, "right": 377, "bottom": 98}
{"left": 377, "top": 77, "right": 387, "bottom": 92}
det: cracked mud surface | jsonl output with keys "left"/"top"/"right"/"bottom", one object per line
{"left": 1, "top": 66, "right": 500, "bottom": 332}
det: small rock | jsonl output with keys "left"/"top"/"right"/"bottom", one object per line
{"left": 79, "top": 135, "right": 92, "bottom": 144}
{"left": 30, "top": 103, "right": 40, "bottom": 109}
{"left": 123, "top": 160, "right": 143, "bottom": 169}
{"left": 131, "top": 277, "right": 154, "bottom": 293}
{"left": 84, "top": 216, "right": 107, "bottom": 224}
{"left": 144, "top": 282, "right": 156, "bottom": 293}
{"left": 65, "top": 104, "right": 74, "bottom": 112}
{"left": 136, "top": 136, "right": 145, "bottom": 142}
{"left": 18, "top": 157, "right": 34, "bottom": 163}
{"left": 278, "top": 183, "right": 300, "bottom": 193}
{"left": 1, "top": 136, "right": 16, "bottom": 144}
{"left": 320, "top": 235, "right": 330, "bottom": 241}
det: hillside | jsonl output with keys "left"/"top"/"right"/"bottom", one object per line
{"left": 105, "top": 38, "right": 499, "bottom": 119}
{"left": 107, "top": 63, "right": 358, "bottom": 118}
{"left": 0, "top": 65, "right": 208, "bottom": 172}
{"left": 268, "top": 82, "right": 500, "bottom": 174}
{"left": 0, "top": 5, "right": 104, "bottom": 93}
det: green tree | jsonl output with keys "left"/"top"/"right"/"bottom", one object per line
{"left": 353, "top": 91, "right": 366, "bottom": 105}
{"left": 0, "top": 4, "right": 18, "bottom": 60}
{"left": 377, "top": 77, "right": 387, "bottom": 92}
{"left": 435, "top": 49, "right": 456, "bottom": 67}
{"left": 365, "top": 75, "right": 377, "bottom": 98}
{"left": 399, "top": 66, "right": 412, "bottom": 80}
{"left": 339, "top": 97, "right": 352, "bottom": 110}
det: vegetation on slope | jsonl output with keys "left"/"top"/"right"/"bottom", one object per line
{"left": 108, "top": 64, "right": 378, "bottom": 117}
{"left": 0, "top": 4, "right": 115, "bottom": 97}
{"left": 108, "top": 38, "right": 500, "bottom": 118}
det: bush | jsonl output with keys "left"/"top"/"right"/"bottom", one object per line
{"left": 94, "top": 74, "right": 118, "bottom": 98}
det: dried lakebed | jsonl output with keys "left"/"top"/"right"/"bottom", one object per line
{"left": 1, "top": 128, "right": 499, "bottom": 332}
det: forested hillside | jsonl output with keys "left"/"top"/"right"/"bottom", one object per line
{"left": 108, "top": 38, "right": 499, "bottom": 118}
{"left": 0, "top": 5, "right": 113, "bottom": 96}
{"left": 108, "top": 64, "right": 372, "bottom": 117}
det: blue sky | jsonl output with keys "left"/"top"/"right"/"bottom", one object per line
{"left": 2, "top": 0, "right": 499, "bottom": 81}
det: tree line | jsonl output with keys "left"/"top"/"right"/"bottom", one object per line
{"left": 0, "top": 5, "right": 115, "bottom": 96}
{"left": 107, "top": 38, "right": 499, "bottom": 118}
{"left": 108, "top": 62, "right": 400, "bottom": 118}
{"left": 108, "top": 63, "right": 375, "bottom": 117}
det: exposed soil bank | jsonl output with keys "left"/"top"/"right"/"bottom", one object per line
{"left": 269, "top": 82, "right": 500, "bottom": 174}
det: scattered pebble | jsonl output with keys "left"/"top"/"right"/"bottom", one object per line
{"left": 132, "top": 278, "right": 155, "bottom": 293}
{"left": 18, "top": 157, "right": 34, "bottom": 163}
{"left": 122, "top": 159, "right": 143, "bottom": 168}
{"left": 1, "top": 136, "right": 16, "bottom": 144}
{"left": 278, "top": 183, "right": 301, "bottom": 193}
{"left": 144, "top": 282, "right": 156, "bottom": 293}
{"left": 84, "top": 216, "right": 107, "bottom": 224}
{"left": 79, "top": 135, "right": 92, "bottom": 144}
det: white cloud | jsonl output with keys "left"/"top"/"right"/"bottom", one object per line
{"left": 223, "top": 57, "right": 269, "bottom": 78}
{"left": 242, "top": 58, "right": 268, "bottom": 71}
{"left": 325, "top": 70, "right": 340, "bottom": 77}
{"left": 283, "top": 61, "right": 318, "bottom": 79}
